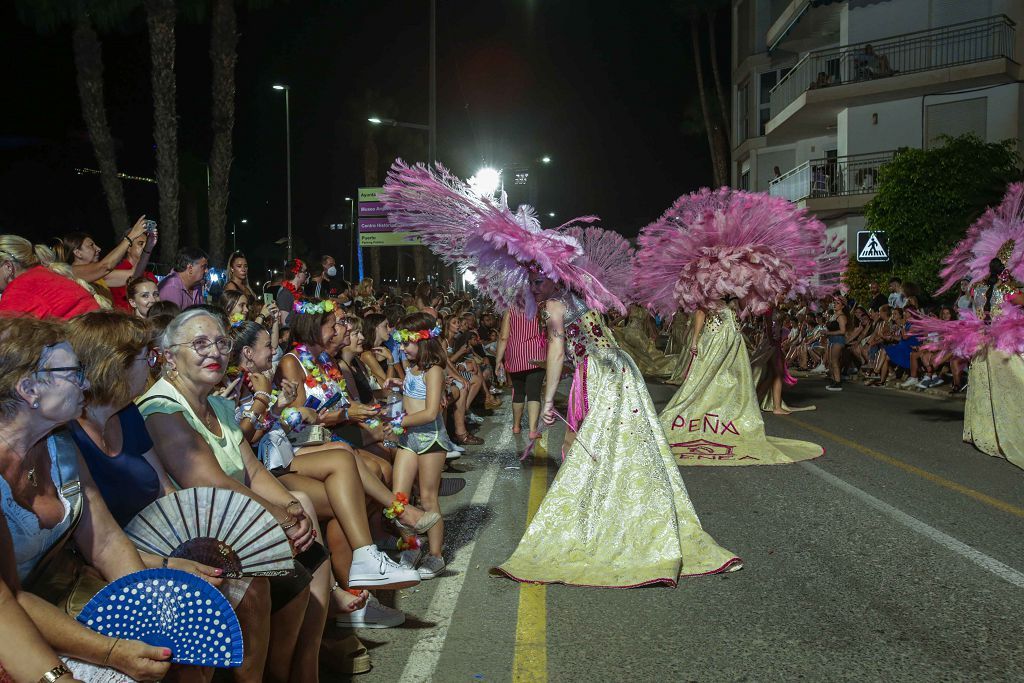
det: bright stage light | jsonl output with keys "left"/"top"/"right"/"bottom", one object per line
{"left": 471, "top": 167, "right": 501, "bottom": 197}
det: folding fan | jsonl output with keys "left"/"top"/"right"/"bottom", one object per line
{"left": 78, "top": 568, "right": 244, "bottom": 667}
{"left": 125, "top": 487, "right": 295, "bottom": 578}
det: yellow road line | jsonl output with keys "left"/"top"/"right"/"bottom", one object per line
{"left": 785, "top": 415, "right": 1024, "bottom": 519}
{"left": 512, "top": 443, "right": 549, "bottom": 683}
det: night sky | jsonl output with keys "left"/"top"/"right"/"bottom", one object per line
{"left": 0, "top": 0, "right": 726, "bottom": 273}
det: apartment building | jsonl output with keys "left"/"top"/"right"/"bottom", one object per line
{"left": 731, "top": 0, "right": 1024, "bottom": 252}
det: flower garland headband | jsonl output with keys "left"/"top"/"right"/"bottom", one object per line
{"left": 391, "top": 322, "right": 442, "bottom": 343}
{"left": 293, "top": 299, "right": 335, "bottom": 315}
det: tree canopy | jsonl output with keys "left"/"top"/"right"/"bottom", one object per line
{"left": 863, "top": 134, "right": 1021, "bottom": 296}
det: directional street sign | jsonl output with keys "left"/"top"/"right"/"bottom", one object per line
{"left": 856, "top": 230, "right": 889, "bottom": 263}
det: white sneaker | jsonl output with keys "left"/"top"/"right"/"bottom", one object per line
{"left": 335, "top": 595, "right": 406, "bottom": 629}
{"left": 467, "top": 413, "right": 484, "bottom": 424}
{"left": 348, "top": 545, "right": 421, "bottom": 590}
{"left": 446, "top": 450, "right": 462, "bottom": 461}
{"left": 811, "top": 363, "right": 826, "bottom": 373}
{"left": 450, "top": 442, "right": 466, "bottom": 453}
{"left": 900, "top": 377, "right": 919, "bottom": 388}
{"left": 417, "top": 554, "right": 446, "bottom": 580}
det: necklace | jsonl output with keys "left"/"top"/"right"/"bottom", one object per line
{"left": 168, "top": 376, "right": 217, "bottom": 430}
{"left": 0, "top": 430, "right": 36, "bottom": 488}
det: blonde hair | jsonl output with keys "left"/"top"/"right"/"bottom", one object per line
{"left": 0, "top": 234, "right": 111, "bottom": 309}
{"left": 0, "top": 316, "right": 68, "bottom": 418}
{"left": 68, "top": 310, "right": 151, "bottom": 407}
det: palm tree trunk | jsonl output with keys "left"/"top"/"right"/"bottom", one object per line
{"left": 207, "top": 0, "right": 237, "bottom": 264}
{"left": 145, "top": 0, "right": 180, "bottom": 263}
{"left": 71, "top": 16, "right": 129, "bottom": 237}
{"left": 689, "top": 11, "right": 728, "bottom": 186}
{"left": 706, "top": 9, "right": 732, "bottom": 148}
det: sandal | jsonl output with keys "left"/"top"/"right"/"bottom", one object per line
{"left": 394, "top": 509, "right": 442, "bottom": 534}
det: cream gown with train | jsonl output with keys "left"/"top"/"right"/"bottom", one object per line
{"left": 495, "top": 294, "right": 741, "bottom": 587}
{"left": 659, "top": 306, "right": 823, "bottom": 466}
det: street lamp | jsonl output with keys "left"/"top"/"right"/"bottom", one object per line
{"left": 471, "top": 167, "right": 502, "bottom": 197}
{"left": 548, "top": 212, "right": 556, "bottom": 218}
{"left": 231, "top": 218, "right": 248, "bottom": 253}
{"left": 272, "top": 84, "right": 293, "bottom": 260}
{"left": 367, "top": 116, "right": 431, "bottom": 131}
{"left": 541, "top": 156, "right": 552, "bottom": 164}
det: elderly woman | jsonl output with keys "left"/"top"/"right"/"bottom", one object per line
{"left": 67, "top": 310, "right": 276, "bottom": 682}
{"left": 0, "top": 316, "right": 173, "bottom": 681}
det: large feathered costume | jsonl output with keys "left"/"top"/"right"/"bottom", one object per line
{"left": 911, "top": 183, "right": 1024, "bottom": 357}
{"left": 634, "top": 187, "right": 844, "bottom": 318}
{"left": 381, "top": 160, "right": 626, "bottom": 317}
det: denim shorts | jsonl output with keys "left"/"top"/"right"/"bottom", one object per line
{"left": 828, "top": 335, "right": 846, "bottom": 345}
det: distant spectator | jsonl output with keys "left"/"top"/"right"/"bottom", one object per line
{"left": 773, "top": 166, "right": 782, "bottom": 180}
{"left": 887, "top": 277, "right": 906, "bottom": 309}
{"left": 855, "top": 43, "right": 894, "bottom": 79}
{"left": 0, "top": 235, "right": 104, "bottom": 318}
{"left": 955, "top": 280, "right": 973, "bottom": 311}
{"left": 157, "top": 246, "right": 208, "bottom": 309}
{"left": 306, "top": 254, "right": 342, "bottom": 299}
{"left": 222, "top": 251, "right": 256, "bottom": 298}
{"left": 126, "top": 276, "right": 160, "bottom": 318}
{"left": 867, "top": 281, "right": 887, "bottom": 311}
{"left": 276, "top": 258, "right": 308, "bottom": 324}
{"left": 145, "top": 299, "right": 182, "bottom": 319}
{"left": 59, "top": 217, "right": 151, "bottom": 302}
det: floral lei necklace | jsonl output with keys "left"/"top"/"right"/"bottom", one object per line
{"left": 294, "top": 343, "right": 346, "bottom": 400}
{"left": 282, "top": 279, "right": 303, "bottom": 301}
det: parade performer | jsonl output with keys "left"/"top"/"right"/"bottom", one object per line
{"left": 749, "top": 306, "right": 816, "bottom": 414}
{"left": 912, "top": 183, "right": 1024, "bottom": 470}
{"left": 612, "top": 304, "right": 678, "bottom": 380}
{"left": 636, "top": 188, "right": 837, "bottom": 466}
{"left": 382, "top": 160, "right": 740, "bottom": 588}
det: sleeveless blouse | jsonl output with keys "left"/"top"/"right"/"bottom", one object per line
{"left": 0, "top": 433, "right": 78, "bottom": 581}
{"left": 504, "top": 308, "right": 547, "bottom": 374}
{"left": 67, "top": 404, "right": 160, "bottom": 528}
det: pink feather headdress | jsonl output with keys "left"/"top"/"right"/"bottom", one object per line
{"left": 633, "top": 187, "right": 844, "bottom": 319}
{"left": 560, "top": 225, "right": 636, "bottom": 305}
{"left": 910, "top": 182, "right": 1024, "bottom": 357}
{"left": 381, "top": 160, "right": 626, "bottom": 317}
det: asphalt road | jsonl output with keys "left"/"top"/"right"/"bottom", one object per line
{"left": 334, "top": 378, "right": 1024, "bottom": 683}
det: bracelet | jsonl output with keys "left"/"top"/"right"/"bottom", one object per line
{"left": 253, "top": 390, "right": 273, "bottom": 405}
{"left": 162, "top": 556, "right": 170, "bottom": 568}
{"left": 280, "top": 517, "right": 298, "bottom": 530}
{"left": 38, "top": 664, "right": 73, "bottom": 683}
{"left": 241, "top": 410, "right": 260, "bottom": 423}
{"left": 101, "top": 638, "right": 119, "bottom": 663}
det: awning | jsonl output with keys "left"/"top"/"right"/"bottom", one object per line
{"left": 767, "top": 0, "right": 847, "bottom": 53}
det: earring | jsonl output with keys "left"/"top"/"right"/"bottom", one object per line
{"left": 166, "top": 367, "right": 179, "bottom": 381}
{"left": 31, "top": 400, "right": 39, "bottom": 409}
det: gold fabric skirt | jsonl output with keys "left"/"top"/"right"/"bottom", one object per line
{"left": 964, "top": 350, "right": 1024, "bottom": 470}
{"left": 494, "top": 348, "right": 741, "bottom": 587}
{"left": 660, "top": 310, "right": 822, "bottom": 466}
{"left": 611, "top": 325, "right": 677, "bottom": 381}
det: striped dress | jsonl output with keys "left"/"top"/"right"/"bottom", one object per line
{"left": 504, "top": 308, "right": 547, "bottom": 374}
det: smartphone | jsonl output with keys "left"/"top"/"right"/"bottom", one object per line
{"left": 319, "top": 392, "right": 344, "bottom": 412}
{"left": 304, "top": 396, "right": 323, "bottom": 410}
{"left": 143, "top": 219, "right": 158, "bottom": 233}
{"left": 263, "top": 293, "right": 274, "bottom": 306}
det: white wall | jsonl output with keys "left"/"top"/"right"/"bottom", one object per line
{"left": 844, "top": 84, "right": 1023, "bottom": 156}
{"left": 794, "top": 135, "right": 837, "bottom": 164}
{"left": 755, "top": 148, "right": 797, "bottom": 190}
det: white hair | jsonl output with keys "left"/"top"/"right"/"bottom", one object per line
{"left": 158, "top": 308, "right": 226, "bottom": 350}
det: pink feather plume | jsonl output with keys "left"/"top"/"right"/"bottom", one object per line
{"left": 561, "top": 225, "right": 636, "bottom": 305}
{"left": 633, "top": 187, "right": 844, "bottom": 318}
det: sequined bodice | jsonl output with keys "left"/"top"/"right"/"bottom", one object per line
{"left": 559, "top": 294, "right": 616, "bottom": 367}
{"left": 972, "top": 280, "right": 1022, "bottom": 320}
{"left": 704, "top": 307, "right": 742, "bottom": 335}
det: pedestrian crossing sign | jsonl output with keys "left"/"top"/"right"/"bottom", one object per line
{"left": 856, "top": 231, "right": 889, "bottom": 263}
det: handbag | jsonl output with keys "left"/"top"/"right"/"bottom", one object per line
{"left": 288, "top": 423, "right": 329, "bottom": 448}
{"left": 257, "top": 426, "right": 296, "bottom": 470}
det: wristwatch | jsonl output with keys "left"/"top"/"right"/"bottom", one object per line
{"left": 39, "top": 663, "right": 73, "bottom": 683}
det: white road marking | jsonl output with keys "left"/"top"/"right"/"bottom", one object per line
{"left": 398, "top": 453, "right": 502, "bottom": 682}
{"left": 801, "top": 462, "right": 1024, "bottom": 589}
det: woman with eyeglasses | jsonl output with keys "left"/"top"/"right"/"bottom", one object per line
{"left": 67, "top": 310, "right": 278, "bottom": 682}
{"left": 0, "top": 315, "right": 174, "bottom": 681}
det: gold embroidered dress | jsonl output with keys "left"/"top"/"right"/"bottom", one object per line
{"left": 963, "top": 283, "right": 1024, "bottom": 470}
{"left": 495, "top": 295, "right": 741, "bottom": 588}
{"left": 611, "top": 305, "right": 677, "bottom": 381}
{"left": 659, "top": 306, "right": 823, "bottom": 466}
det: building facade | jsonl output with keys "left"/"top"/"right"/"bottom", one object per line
{"left": 731, "top": 0, "right": 1024, "bottom": 254}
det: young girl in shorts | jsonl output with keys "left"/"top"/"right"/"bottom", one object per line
{"left": 390, "top": 312, "right": 456, "bottom": 579}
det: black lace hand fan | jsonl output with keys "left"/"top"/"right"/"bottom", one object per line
{"left": 125, "top": 487, "right": 295, "bottom": 578}
{"left": 77, "top": 568, "right": 243, "bottom": 667}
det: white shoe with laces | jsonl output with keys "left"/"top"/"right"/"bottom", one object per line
{"left": 446, "top": 450, "right": 462, "bottom": 461}
{"left": 900, "top": 377, "right": 919, "bottom": 388}
{"left": 348, "top": 545, "right": 421, "bottom": 590}
{"left": 335, "top": 595, "right": 406, "bottom": 629}
{"left": 417, "top": 554, "right": 446, "bottom": 580}
{"left": 399, "top": 547, "right": 423, "bottom": 570}
{"left": 450, "top": 442, "right": 466, "bottom": 453}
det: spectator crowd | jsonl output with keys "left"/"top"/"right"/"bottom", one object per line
{"left": 0, "top": 223, "right": 509, "bottom": 681}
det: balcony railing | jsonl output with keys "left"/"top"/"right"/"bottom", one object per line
{"left": 769, "top": 151, "right": 895, "bottom": 202}
{"left": 769, "top": 15, "right": 1016, "bottom": 119}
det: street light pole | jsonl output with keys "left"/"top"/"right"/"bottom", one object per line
{"left": 273, "top": 85, "right": 293, "bottom": 261}
{"left": 429, "top": 0, "right": 436, "bottom": 163}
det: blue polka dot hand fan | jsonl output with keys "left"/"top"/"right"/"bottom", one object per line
{"left": 77, "top": 568, "right": 244, "bottom": 668}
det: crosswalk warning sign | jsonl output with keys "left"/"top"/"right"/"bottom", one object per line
{"left": 856, "top": 231, "right": 889, "bottom": 263}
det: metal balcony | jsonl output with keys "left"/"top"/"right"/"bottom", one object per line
{"left": 769, "top": 15, "right": 1016, "bottom": 120}
{"left": 769, "top": 151, "right": 895, "bottom": 203}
